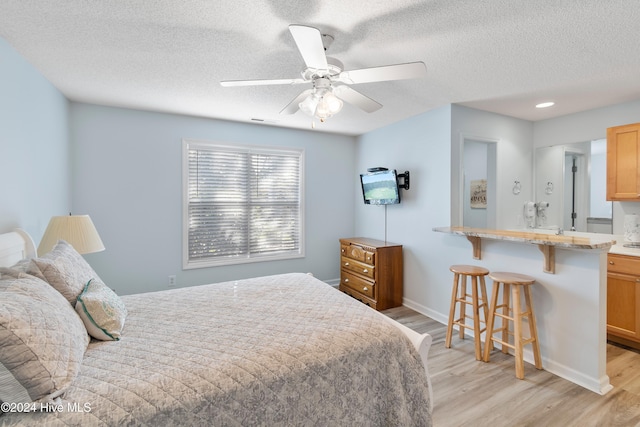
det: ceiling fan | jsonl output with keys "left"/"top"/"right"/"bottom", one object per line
{"left": 220, "top": 24, "right": 427, "bottom": 122}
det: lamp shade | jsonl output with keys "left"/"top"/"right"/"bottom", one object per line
{"left": 38, "top": 215, "right": 105, "bottom": 256}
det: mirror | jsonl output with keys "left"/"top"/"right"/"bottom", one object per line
{"left": 534, "top": 139, "right": 612, "bottom": 233}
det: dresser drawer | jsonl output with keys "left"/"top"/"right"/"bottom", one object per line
{"left": 608, "top": 254, "right": 640, "bottom": 276}
{"left": 341, "top": 256, "right": 375, "bottom": 279}
{"left": 341, "top": 271, "right": 375, "bottom": 298}
{"left": 340, "top": 244, "right": 375, "bottom": 264}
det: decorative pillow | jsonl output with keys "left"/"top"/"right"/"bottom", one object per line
{"left": 76, "top": 278, "right": 127, "bottom": 341}
{"left": 29, "top": 240, "right": 102, "bottom": 306}
{"left": 0, "top": 274, "right": 89, "bottom": 403}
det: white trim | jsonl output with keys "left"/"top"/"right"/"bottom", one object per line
{"left": 182, "top": 139, "right": 305, "bottom": 269}
{"left": 183, "top": 252, "right": 305, "bottom": 270}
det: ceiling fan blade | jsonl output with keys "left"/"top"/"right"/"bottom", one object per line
{"left": 333, "top": 85, "right": 382, "bottom": 113}
{"left": 220, "top": 78, "right": 306, "bottom": 87}
{"left": 280, "top": 89, "right": 313, "bottom": 115}
{"left": 338, "top": 61, "right": 427, "bottom": 84}
{"left": 289, "top": 24, "right": 328, "bottom": 70}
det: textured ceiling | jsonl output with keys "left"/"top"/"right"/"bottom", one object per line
{"left": 2, "top": 1, "right": 640, "bottom": 135}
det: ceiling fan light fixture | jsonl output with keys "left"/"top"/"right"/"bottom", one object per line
{"left": 299, "top": 94, "right": 320, "bottom": 116}
{"left": 323, "top": 91, "right": 343, "bottom": 115}
{"left": 299, "top": 85, "right": 343, "bottom": 121}
{"left": 315, "top": 106, "right": 330, "bottom": 122}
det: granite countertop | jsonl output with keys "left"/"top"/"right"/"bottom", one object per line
{"left": 433, "top": 226, "right": 616, "bottom": 250}
{"left": 609, "top": 236, "right": 640, "bottom": 257}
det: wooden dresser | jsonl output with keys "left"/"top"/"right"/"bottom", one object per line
{"left": 339, "top": 237, "right": 403, "bottom": 310}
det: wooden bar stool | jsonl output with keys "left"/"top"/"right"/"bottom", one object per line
{"left": 445, "top": 265, "right": 490, "bottom": 360}
{"left": 483, "top": 272, "right": 543, "bottom": 379}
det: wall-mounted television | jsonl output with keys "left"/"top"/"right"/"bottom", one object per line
{"left": 360, "top": 169, "right": 401, "bottom": 205}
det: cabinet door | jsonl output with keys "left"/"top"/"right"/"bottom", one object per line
{"left": 607, "top": 123, "right": 640, "bottom": 201}
{"left": 607, "top": 272, "right": 640, "bottom": 339}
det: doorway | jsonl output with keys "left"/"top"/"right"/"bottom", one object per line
{"left": 563, "top": 151, "right": 588, "bottom": 232}
{"left": 462, "top": 138, "right": 497, "bottom": 228}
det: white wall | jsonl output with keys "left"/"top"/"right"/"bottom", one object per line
{"left": 534, "top": 99, "right": 640, "bottom": 234}
{"left": 355, "top": 105, "right": 453, "bottom": 308}
{"left": 70, "top": 103, "right": 357, "bottom": 295}
{"left": 535, "top": 145, "right": 564, "bottom": 228}
{"left": 451, "top": 105, "right": 534, "bottom": 230}
{"left": 533, "top": 99, "right": 640, "bottom": 148}
{"left": 0, "top": 37, "right": 70, "bottom": 240}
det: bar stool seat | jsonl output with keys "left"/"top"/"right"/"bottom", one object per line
{"left": 483, "top": 272, "right": 543, "bottom": 379}
{"left": 445, "top": 264, "right": 490, "bottom": 360}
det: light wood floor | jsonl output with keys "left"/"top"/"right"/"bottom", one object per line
{"left": 382, "top": 306, "right": 640, "bottom": 427}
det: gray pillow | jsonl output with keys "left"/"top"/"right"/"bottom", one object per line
{"left": 29, "top": 240, "right": 102, "bottom": 306}
{"left": 0, "top": 274, "right": 89, "bottom": 403}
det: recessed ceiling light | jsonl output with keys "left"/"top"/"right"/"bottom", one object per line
{"left": 535, "top": 102, "right": 555, "bottom": 109}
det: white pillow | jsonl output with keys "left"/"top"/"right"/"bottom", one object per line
{"left": 76, "top": 278, "right": 127, "bottom": 341}
{"left": 29, "top": 240, "right": 102, "bottom": 306}
{"left": 0, "top": 274, "right": 89, "bottom": 403}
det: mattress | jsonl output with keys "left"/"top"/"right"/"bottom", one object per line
{"left": 1, "top": 273, "right": 431, "bottom": 426}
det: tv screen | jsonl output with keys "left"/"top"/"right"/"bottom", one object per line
{"left": 360, "top": 169, "right": 400, "bottom": 205}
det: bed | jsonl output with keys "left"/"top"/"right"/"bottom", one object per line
{"left": 0, "top": 229, "right": 432, "bottom": 426}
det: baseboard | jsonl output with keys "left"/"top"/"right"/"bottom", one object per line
{"left": 402, "top": 297, "right": 449, "bottom": 326}
{"left": 538, "top": 357, "right": 613, "bottom": 395}
{"left": 401, "top": 296, "right": 612, "bottom": 395}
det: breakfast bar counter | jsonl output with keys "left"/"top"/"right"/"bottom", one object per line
{"left": 433, "top": 226, "right": 616, "bottom": 273}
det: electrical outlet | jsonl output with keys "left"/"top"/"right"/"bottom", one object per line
{"left": 168, "top": 275, "right": 176, "bottom": 288}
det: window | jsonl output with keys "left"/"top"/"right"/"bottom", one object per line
{"left": 183, "top": 140, "right": 304, "bottom": 268}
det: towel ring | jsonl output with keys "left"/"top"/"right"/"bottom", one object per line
{"left": 545, "top": 181, "right": 554, "bottom": 194}
{"left": 512, "top": 180, "right": 521, "bottom": 195}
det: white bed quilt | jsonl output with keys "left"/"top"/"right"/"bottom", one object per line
{"left": 2, "top": 273, "right": 431, "bottom": 426}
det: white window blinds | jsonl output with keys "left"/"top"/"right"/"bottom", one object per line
{"left": 183, "top": 140, "right": 304, "bottom": 268}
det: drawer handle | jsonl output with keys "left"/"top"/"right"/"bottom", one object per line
{"left": 344, "top": 278, "right": 349, "bottom": 283}
{"left": 609, "top": 261, "right": 614, "bottom": 265}
{"left": 363, "top": 286, "right": 369, "bottom": 291}
{"left": 363, "top": 269, "right": 369, "bottom": 273}
{"left": 344, "top": 262, "right": 350, "bottom": 266}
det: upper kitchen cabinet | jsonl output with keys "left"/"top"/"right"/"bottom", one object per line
{"left": 607, "top": 123, "right": 640, "bottom": 201}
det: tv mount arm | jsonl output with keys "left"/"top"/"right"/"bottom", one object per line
{"left": 397, "top": 171, "right": 410, "bottom": 190}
